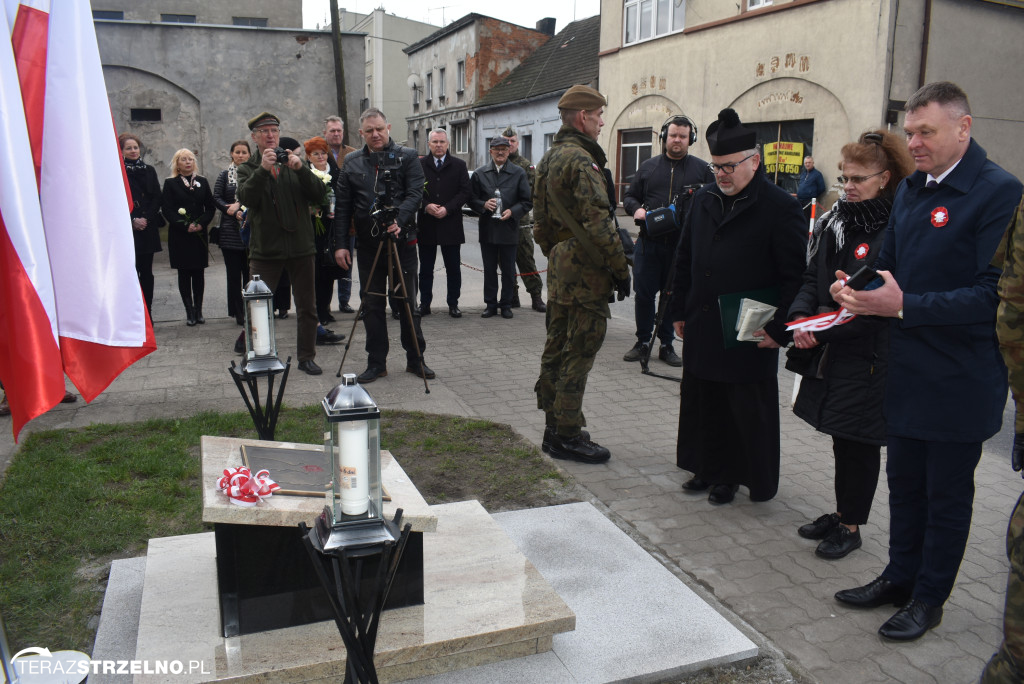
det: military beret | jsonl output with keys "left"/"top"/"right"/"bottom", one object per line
{"left": 489, "top": 137, "right": 511, "bottom": 148}
{"left": 557, "top": 85, "right": 607, "bottom": 111}
{"left": 705, "top": 108, "right": 757, "bottom": 156}
{"left": 501, "top": 126, "right": 516, "bottom": 138}
{"left": 247, "top": 111, "right": 280, "bottom": 130}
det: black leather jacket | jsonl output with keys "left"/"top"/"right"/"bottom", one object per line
{"left": 333, "top": 139, "right": 424, "bottom": 247}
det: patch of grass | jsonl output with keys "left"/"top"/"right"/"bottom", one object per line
{"left": 0, "top": 407, "right": 574, "bottom": 653}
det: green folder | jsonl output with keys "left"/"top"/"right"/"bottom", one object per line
{"left": 717, "top": 286, "right": 780, "bottom": 349}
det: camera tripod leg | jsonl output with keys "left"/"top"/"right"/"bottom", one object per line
{"left": 388, "top": 240, "right": 430, "bottom": 394}
{"left": 335, "top": 240, "right": 387, "bottom": 378}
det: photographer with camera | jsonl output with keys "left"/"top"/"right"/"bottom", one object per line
{"left": 622, "top": 115, "right": 713, "bottom": 367}
{"left": 333, "top": 108, "right": 431, "bottom": 384}
{"left": 236, "top": 112, "right": 328, "bottom": 375}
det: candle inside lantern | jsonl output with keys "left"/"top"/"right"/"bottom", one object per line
{"left": 335, "top": 420, "right": 370, "bottom": 515}
{"left": 250, "top": 299, "right": 271, "bottom": 356}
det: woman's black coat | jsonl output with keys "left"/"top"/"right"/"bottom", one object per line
{"left": 788, "top": 205, "right": 889, "bottom": 445}
{"left": 162, "top": 175, "right": 216, "bottom": 270}
{"left": 125, "top": 162, "right": 164, "bottom": 255}
{"left": 213, "top": 169, "right": 246, "bottom": 252}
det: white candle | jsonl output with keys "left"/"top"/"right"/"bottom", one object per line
{"left": 336, "top": 420, "right": 369, "bottom": 515}
{"left": 250, "top": 300, "right": 271, "bottom": 355}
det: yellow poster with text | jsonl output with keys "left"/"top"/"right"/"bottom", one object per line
{"left": 764, "top": 141, "right": 805, "bottom": 176}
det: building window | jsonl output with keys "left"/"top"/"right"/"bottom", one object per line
{"left": 453, "top": 123, "right": 468, "bottom": 155}
{"left": 130, "top": 108, "right": 162, "bottom": 122}
{"left": 160, "top": 14, "right": 196, "bottom": 23}
{"left": 438, "top": 67, "right": 446, "bottom": 101}
{"left": 413, "top": 85, "right": 420, "bottom": 107}
{"left": 617, "top": 129, "right": 653, "bottom": 202}
{"left": 543, "top": 133, "right": 554, "bottom": 156}
{"left": 456, "top": 60, "right": 466, "bottom": 93}
{"left": 426, "top": 73, "right": 433, "bottom": 103}
{"left": 92, "top": 10, "right": 124, "bottom": 20}
{"left": 522, "top": 135, "right": 532, "bottom": 161}
{"left": 412, "top": 130, "right": 420, "bottom": 152}
{"left": 623, "top": 0, "right": 685, "bottom": 45}
{"left": 746, "top": 0, "right": 772, "bottom": 8}
{"left": 232, "top": 17, "right": 268, "bottom": 27}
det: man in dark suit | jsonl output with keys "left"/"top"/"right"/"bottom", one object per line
{"left": 417, "top": 129, "right": 471, "bottom": 318}
{"left": 833, "top": 81, "right": 1023, "bottom": 641}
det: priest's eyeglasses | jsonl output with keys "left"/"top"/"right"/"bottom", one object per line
{"left": 708, "top": 153, "right": 756, "bottom": 175}
{"left": 837, "top": 171, "right": 885, "bottom": 185}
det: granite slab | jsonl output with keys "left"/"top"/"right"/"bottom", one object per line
{"left": 133, "top": 500, "right": 574, "bottom": 683}
{"left": 200, "top": 436, "right": 437, "bottom": 532}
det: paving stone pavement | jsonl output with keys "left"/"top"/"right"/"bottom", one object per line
{"left": 0, "top": 220, "right": 1019, "bottom": 684}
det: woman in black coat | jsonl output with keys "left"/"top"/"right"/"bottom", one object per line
{"left": 788, "top": 130, "right": 914, "bottom": 559}
{"left": 120, "top": 133, "right": 164, "bottom": 315}
{"left": 162, "top": 148, "right": 216, "bottom": 326}
{"left": 213, "top": 140, "right": 252, "bottom": 325}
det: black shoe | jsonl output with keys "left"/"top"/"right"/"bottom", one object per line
{"left": 878, "top": 599, "right": 942, "bottom": 641}
{"left": 233, "top": 333, "right": 245, "bottom": 354}
{"left": 798, "top": 512, "right": 841, "bottom": 540}
{"left": 708, "top": 484, "right": 738, "bottom": 505}
{"left": 511, "top": 293, "right": 521, "bottom": 308}
{"left": 276, "top": 309, "right": 289, "bottom": 319}
{"left": 324, "top": 313, "right": 337, "bottom": 323}
{"left": 659, "top": 345, "right": 682, "bottom": 367}
{"left": 548, "top": 433, "right": 610, "bottom": 464}
{"left": 392, "top": 310, "right": 401, "bottom": 320}
{"left": 623, "top": 342, "right": 645, "bottom": 362}
{"left": 340, "top": 304, "right": 355, "bottom": 314}
{"left": 481, "top": 308, "right": 497, "bottom": 318}
{"left": 449, "top": 306, "right": 462, "bottom": 318}
{"left": 816, "top": 526, "right": 862, "bottom": 559}
{"left": 357, "top": 366, "right": 387, "bottom": 383}
{"left": 316, "top": 331, "right": 345, "bottom": 345}
{"left": 298, "top": 360, "right": 322, "bottom": 375}
{"left": 835, "top": 577, "right": 912, "bottom": 608}
{"left": 419, "top": 305, "right": 431, "bottom": 316}
{"left": 185, "top": 306, "right": 197, "bottom": 326}
{"left": 195, "top": 308, "right": 205, "bottom": 324}
{"left": 357, "top": 309, "right": 365, "bottom": 320}
{"left": 531, "top": 293, "right": 546, "bottom": 312}
{"left": 61, "top": 391, "right": 77, "bottom": 404}
{"left": 406, "top": 363, "right": 436, "bottom": 379}
{"left": 501, "top": 307, "right": 513, "bottom": 319}
{"left": 681, "top": 476, "right": 710, "bottom": 492}
{"left": 541, "top": 426, "right": 589, "bottom": 453}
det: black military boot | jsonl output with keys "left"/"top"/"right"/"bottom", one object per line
{"left": 548, "top": 432, "right": 610, "bottom": 464}
{"left": 531, "top": 293, "right": 547, "bottom": 312}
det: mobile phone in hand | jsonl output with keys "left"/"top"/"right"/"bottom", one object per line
{"left": 845, "top": 265, "right": 882, "bottom": 291}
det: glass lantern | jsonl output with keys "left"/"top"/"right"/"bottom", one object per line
{"left": 242, "top": 275, "right": 285, "bottom": 374}
{"left": 317, "top": 374, "right": 395, "bottom": 551}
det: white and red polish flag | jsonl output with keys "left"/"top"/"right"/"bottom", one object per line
{"left": 1, "top": 0, "right": 155, "bottom": 441}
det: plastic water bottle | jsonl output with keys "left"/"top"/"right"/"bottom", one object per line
{"left": 492, "top": 189, "right": 503, "bottom": 218}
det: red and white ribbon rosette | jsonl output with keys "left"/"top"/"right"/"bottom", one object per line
{"left": 216, "top": 466, "right": 281, "bottom": 506}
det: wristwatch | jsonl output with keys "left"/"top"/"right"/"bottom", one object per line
{"left": 896, "top": 307, "right": 904, "bottom": 320}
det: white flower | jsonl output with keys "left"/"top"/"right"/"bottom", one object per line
{"left": 310, "top": 166, "right": 332, "bottom": 186}
{"left": 178, "top": 208, "right": 186, "bottom": 216}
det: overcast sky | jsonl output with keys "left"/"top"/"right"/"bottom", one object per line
{"left": 302, "top": 0, "right": 600, "bottom": 33}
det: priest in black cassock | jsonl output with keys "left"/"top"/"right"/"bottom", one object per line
{"left": 669, "top": 108, "right": 807, "bottom": 505}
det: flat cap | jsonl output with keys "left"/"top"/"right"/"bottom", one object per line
{"left": 705, "top": 108, "right": 756, "bottom": 156}
{"left": 489, "top": 137, "right": 511, "bottom": 148}
{"left": 247, "top": 111, "right": 280, "bottom": 130}
{"left": 557, "top": 85, "right": 606, "bottom": 111}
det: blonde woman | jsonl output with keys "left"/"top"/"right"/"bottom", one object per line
{"left": 162, "top": 148, "right": 215, "bottom": 325}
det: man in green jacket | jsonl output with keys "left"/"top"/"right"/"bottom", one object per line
{"left": 534, "top": 85, "right": 630, "bottom": 464}
{"left": 237, "top": 112, "right": 328, "bottom": 375}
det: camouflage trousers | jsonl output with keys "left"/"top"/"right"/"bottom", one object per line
{"left": 515, "top": 225, "right": 543, "bottom": 297}
{"left": 535, "top": 301, "right": 607, "bottom": 436}
{"left": 981, "top": 490, "right": 1024, "bottom": 683}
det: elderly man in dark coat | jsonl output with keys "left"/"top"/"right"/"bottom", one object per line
{"left": 417, "top": 129, "right": 471, "bottom": 318}
{"left": 470, "top": 137, "right": 532, "bottom": 319}
{"left": 669, "top": 108, "right": 807, "bottom": 505}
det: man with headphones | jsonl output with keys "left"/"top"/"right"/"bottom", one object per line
{"left": 622, "top": 115, "right": 714, "bottom": 366}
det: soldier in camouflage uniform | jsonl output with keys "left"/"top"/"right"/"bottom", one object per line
{"left": 533, "top": 85, "right": 630, "bottom": 464}
{"left": 502, "top": 126, "right": 546, "bottom": 313}
{"left": 984, "top": 195, "right": 1024, "bottom": 683}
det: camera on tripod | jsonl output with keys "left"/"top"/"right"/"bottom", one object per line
{"left": 369, "top": 164, "right": 403, "bottom": 238}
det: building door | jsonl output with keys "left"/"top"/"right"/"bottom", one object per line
{"left": 617, "top": 128, "right": 653, "bottom": 203}
{"left": 747, "top": 119, "right": 814, "bottom": 195}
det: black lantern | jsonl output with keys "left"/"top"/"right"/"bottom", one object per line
{"left": 242, "top": 275, "right": 284, "bottom": 374}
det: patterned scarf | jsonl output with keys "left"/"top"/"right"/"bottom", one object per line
{"left": 807, "top": 196, "right": 891, "bottom": 261}
{"left": 227, "top": 163, "right": 238, "bottom": 188}
{"left": 123, "top": 157, "right": 147, "bottom": 174}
